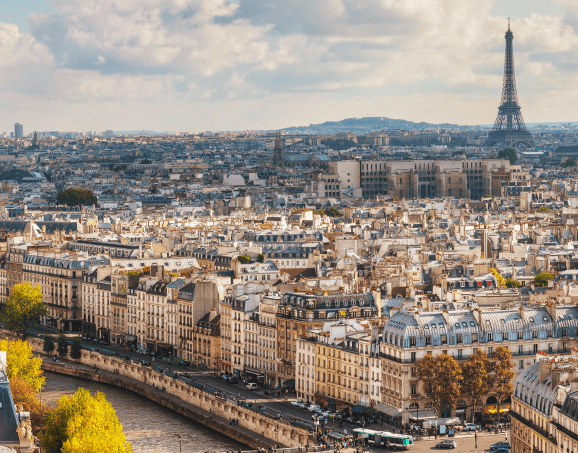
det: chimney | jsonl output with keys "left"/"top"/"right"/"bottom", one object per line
{"left": 546, "top": 303, "right": 558, "bottom": 323}
{"left": 518, "top": 305, "right": 525, "bottom": 320}
{"left": 209, "top": 308, "right": 217, "bottom": 322}
{"left": 538, "top": 358, "right": 553, "bottom": 384}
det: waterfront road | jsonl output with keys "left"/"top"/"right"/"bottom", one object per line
{"left": 8, "top": 326, "right": 510, "bottom": 449}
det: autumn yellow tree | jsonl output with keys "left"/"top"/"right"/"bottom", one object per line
{"left": 9, "top": 375, "right": 51, "bottom": 434}
{"left": 461, "top": 350, "right": 491, "bottom": 422}
{"left": 0, "top": 339, "right": 45, "bottom": 392}
{"left": 490, "top": 268, "right": 506, "bottom": 289}
{"left": 490, "top": 346, "right": 514, "bottom": 419}
{"left": 415, "top": 353, "right": 463, "bottom": 417}
{"left": 43, "top": 388, "right": 133, "bottom": 453}
{"left": 0, "top": 282, "right": 46, "bottom": 337}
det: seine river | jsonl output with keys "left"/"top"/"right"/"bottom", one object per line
{"left": 43, "top": 371, "right": 244, "bottom": 453}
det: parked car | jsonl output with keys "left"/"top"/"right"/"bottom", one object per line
{"left": 493, "top": 449, "right": 510, "bottom": 453}
{"left": 320, "top": 411, "right": 331, "bottom": 418}
{"left": 436, "top": 440, "right": 457, "bottom": 449}
{"left": 464, "top": 423, "right": 480, "bottom": 432}
{"left": 296, "top": 402, "right": 306, "bottom": 409}
{"left": 490, "top": 442, "right": 511, "bottom": 451}
{"left": 246, "top": 383, "right": 258, "bottom": 390}
{"left": 290, "top": 400, "right": 300, "bottom": 407}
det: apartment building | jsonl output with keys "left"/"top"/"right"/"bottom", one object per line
{"left": 380, "top": 305, "right": 578, "bottom": 423}
{"left": 192, "top": 308, "right": 221, "bottom": 369}
{"left": 110, "top": 273, "right": 128, "bottom": 344}
{"left": 177, "top": 281, "right": 220, "bottom": 361}
{"left": 296, "top": 336, "right": 316, "bottom": 403}
{"left": 258, "top": 295, "right": 280, "bottom": 387}
{"left": 276, "top": 291, "right": 380, "bottom": 385}
{"left": 511, "top": 356, "right": 578, "bottom": 453}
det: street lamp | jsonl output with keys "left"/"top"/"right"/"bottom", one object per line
{"left": 178, "top": 434, "right": 182, "bottom": 453}
{"left": 405, "top": 406, "right": 409, "bottom": 431}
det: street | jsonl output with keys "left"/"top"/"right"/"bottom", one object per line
{"left": 8, "top": 325, "right": 511, "bottom": 452}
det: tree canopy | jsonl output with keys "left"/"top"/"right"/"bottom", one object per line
{"left": 43, "top": 388, "right": 133, "bottom": 453}
{"left": 491, "top": 268, "right": 506, "bottom": 288}
{"left": 70, "top": 337, "right": 82, "bottom": 360}
{"left": 415, "top": 353, "right": 462, "bottom": 417}
{"left": 461, "top": 350, "right": 491, "bottom": 423}
{"left": 43, "top": 335, "right": 55, "bottom": 354}
{"left": 534, "top": 271, "right": 554, "bottom": 287}
{"left": 498, "top": 148, "right": 517, "bottom": 164}
{"left": 0, "top": 282, "right": 46, "bottom": 337}
{"left": 9, "top": 375, "right": 50, "bottom": 434}
{"left": 490, "top": 346, "right": 514, "bottom": 417}
{"left": 57, "top": 334, "right": 69, "bottom": 358}
{"left": 505, "top": 278, "right": 522, "bottom": 288}
{"left": 237, "top": 254, "right": 252, "bottom": 264}
{"left": 0, "top": 339, "right": 45, "bottom": 392}
{"left": 562, "top": 158, "right": 577, "bottom": 168}
{"left": 57, "top": 188, "right": 97, "bottom": 206}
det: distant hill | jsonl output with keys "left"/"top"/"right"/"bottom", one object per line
{"left": 280, "top": 116, "right": 469, "bottom": 135}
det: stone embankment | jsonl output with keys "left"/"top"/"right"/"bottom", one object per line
{"left": 29, "top": 339, "right": 310, "bottom": 450}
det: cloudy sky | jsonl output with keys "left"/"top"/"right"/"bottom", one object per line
{"left": 2, "top": 0, "right": 577, "bottom": 133}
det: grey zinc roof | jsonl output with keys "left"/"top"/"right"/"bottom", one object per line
{"left": 383, "top": 305, "right": 578, "bottom": 348}
{"left": 514, "top": 360, "right": 559, "bottom": 416}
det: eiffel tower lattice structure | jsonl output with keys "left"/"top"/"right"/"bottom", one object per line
{"left": 486, "top": 20, "right": 534, "bottom": 148}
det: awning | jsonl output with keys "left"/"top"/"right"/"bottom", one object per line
{"left": 483, "top": 404, "right": 510, "bottom": 415}
{"left": 282, "top": 379, "right": 295, "bottom": 388}
{"left": 125, "top": 335, "right": 136, "bottom": 342}
{"left": 374, "top": 403, "right": 402, "bottom": 418}
{"left": 352, "top": 405, "right": 365, "bottom": 414}
{"left": 409, "top": 410, "right": 437, "bottom": 420}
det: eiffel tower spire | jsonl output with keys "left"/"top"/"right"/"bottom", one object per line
{"left": 486, "top": 21, "right": 534, "bottom": 147}
{"left": 273, "top": 131, "right": 284, "bottom": 169}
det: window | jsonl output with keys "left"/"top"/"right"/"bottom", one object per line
{"left": 456, "top": 334, "right": 462, "bottom": 344}
{"left": 425, "top": 336, "right": 431, "bottom": 346}
{"left": 519, "top": 360, "right": 524, "bottom": 370}
{"left": 517, "top": 330, "right": 523, "bottom": 340}
{"left": 411, "top": 385, "right": 417, "bottom": 395}
{"left": 457, "top": 349, "right": 463, "bottom": 359}
{"left": 533, "top": 344, "right": 538, "bottom": 353}
{"left": 411, "top": 352, "right": 416, "bottom": 362}
{"left": 487, "top": 332, "right": 493, "bottom": 342}
{"left": 518, "top": 345, "right": 523, "bottom": 355}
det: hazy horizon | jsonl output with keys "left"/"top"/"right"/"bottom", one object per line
{"left": 2, "top": 0, "right": 578, "bottom": 133}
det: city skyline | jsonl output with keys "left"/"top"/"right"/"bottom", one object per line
{"left": 2, "top": 0, "right": 578, "bottom": 132}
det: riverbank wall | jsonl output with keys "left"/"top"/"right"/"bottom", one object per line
{"left": 28, "top": 338, "right": 311, "bottom": 450}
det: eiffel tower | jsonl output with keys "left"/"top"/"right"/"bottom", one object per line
{"left": 486, "top": 20, "right": 534, "bottom": 147}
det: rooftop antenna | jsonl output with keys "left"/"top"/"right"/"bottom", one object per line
{"left": 508, "top": 17, "right": 510, "bottom": 31}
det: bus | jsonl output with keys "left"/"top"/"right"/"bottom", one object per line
{"left": 353, "top": 429, "right": 413, "bottom": 450}
{"left": 375, "top": 432, "right": 414, "bottom": 450}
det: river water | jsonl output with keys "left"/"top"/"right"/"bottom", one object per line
{"left": 43, "top": 371, "right": 244, "bottom": 453}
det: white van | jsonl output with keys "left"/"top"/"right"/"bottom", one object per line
{"left": 246, "top": 383, "right": 259, "bottom": 390}
{"left": 308, "top": 404, "right": 321, "bottom": 412}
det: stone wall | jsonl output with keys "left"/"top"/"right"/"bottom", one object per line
{"left": 32, "top": 339, "right": 310, "bottom": 449}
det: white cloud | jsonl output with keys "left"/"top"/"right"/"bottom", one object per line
{"left": 1, "top": 0, "right": 577, "bottom": 132}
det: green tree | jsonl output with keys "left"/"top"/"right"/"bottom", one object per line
{"left": 461, "top": 350, "right": 491, "bottom": 423}
{"left": 0, "top": 282, "right": 46, "bottom": 337}
{"left": 498, "top": 148, "right": 517, "bottom": 164}
{"left": 257, "top": 254, "right": 265, "bottom": 263}
{"left": 415, "top": 353, "right": 463, "bottom": 417}
{"left": 539, "top": 206, "right": 550, "bottom": 212}
{"left": 57, "top": 334, "right": 69, "bottom": 358}
{"left": 562, "top": 158, "right": 577, "bottom": 168}
{"left": 70, "top": 337, "right": 82, "bottom": 360}
{"left": 505, "top": 278, "right": 522, "bottom": 288}
{"left": 57, "top": 188, "right": 97, "bottom": 206}
{"left": 491, "top": 268, "right": 506, "bottom": 288}
{"left": 237, "top": 254, "right": 252, "bottom": 264}
{"left": 43, "top": 335, "right": 55, "bottom": 354}
{"left": 535, "top": 271, "right": 554, "bottom": 287}
{"left": 324, "top": 207, "right": 342, "bottom": 218}
{"left": 490, "top": 346, "right": 514, "bottom": 419}
{"left": 0, "top": 339, "right": 45, "bottom": 392}
{"left": 43, "top": 388, "right": 133, "bottom": 453}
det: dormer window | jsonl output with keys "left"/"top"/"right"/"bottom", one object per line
{"left": 530, "top": 317, "right": 534, "bottom": 322}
